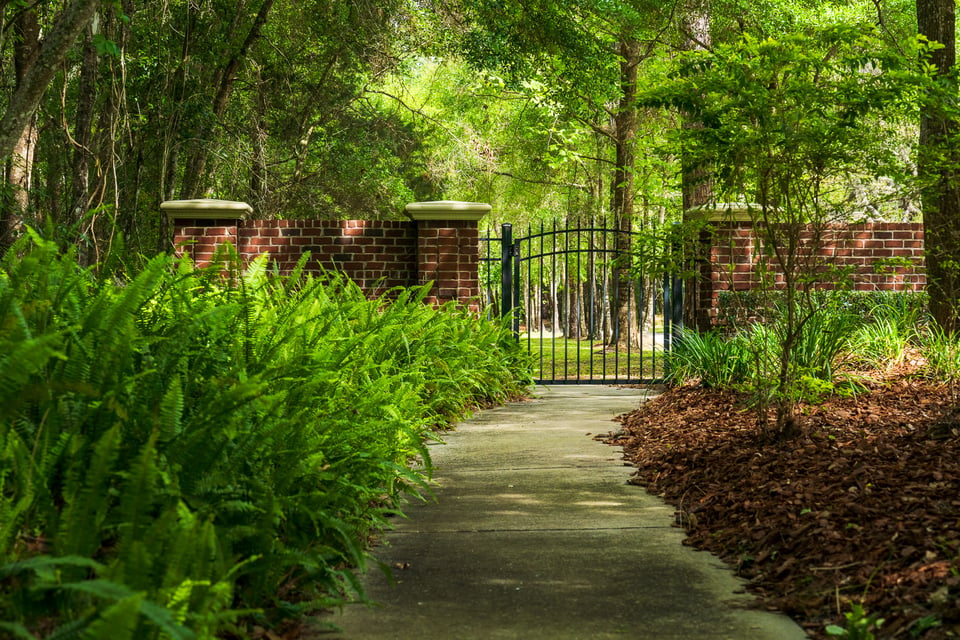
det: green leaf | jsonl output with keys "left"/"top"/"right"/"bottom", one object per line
{"left": 0, "top": 555, "right": 104, "bottom": 581}
{"left": 158, "top": 375, "right": 184, "bottom": 441}
{"left": 92, "top": 34, "right": 121, "bottom": 57}
{"left": 81, "top": 592, "right": 144, "bottom": 640}
{"left": 0, "top": 621, "right": 39, "bottom": 639}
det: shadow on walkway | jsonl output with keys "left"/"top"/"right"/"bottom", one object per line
{"left": 312, "top": 385, "right": 808, "bottom": 639}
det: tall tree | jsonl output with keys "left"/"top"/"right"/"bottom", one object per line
{"left": 440, "top": 0, "right": 670, "bottom": 344}
{"left": 178, "top": 0, "right": 275, "bottom": 198}
{"left": 679, "top": 0, "right": 715, "bottom": 331}
{"left": 0, "top": 0, "right": 102, "bottom": 243}
{"left": 653, "top": 26, "right": 917, "bottom": 438}
{"left": 679, "top": 0, "right": 713, "bottom": 212}
{"left": 7, "top": 8, "right": 40, "bottom": 216}
{"left": 916, "top": 0, "right": 960, "bottom": 333}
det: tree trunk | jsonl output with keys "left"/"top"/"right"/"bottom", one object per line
{"left": 71, "top": 22, "right": 100, "bottom": 225}
{"left": 566, "top": 272, "right": 581, "bottom": 339}
{"left": 917, "top": 0, "right": 960, "bottom": 334}
{"left": 680, "top": 0, "right": 715, "bottom": 332}
{"left": 1, "top": 9, "right": 40, "bottom": 243}
{"left": 550, "top": 272, "right": 560, "bottom": 337}
{"left": 0, "top": 0, "right": 101, "bottom": 160}
{"left": 249, "top": 65, "right": 268, "bottom": 208}
{"left": 179, "top": 0, "right": 275, "bottom": 198}
{"left": 608, "top": 38, "right": 640, "bottom": 348}
{"left": 679, "top": 0, "right": 713, "bottom": 211}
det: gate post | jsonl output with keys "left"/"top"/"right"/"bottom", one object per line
{"left": 163, "top": 198, "right": 252, "bottom": 266}
{"left": 406, "top": 200, "right": 491, "bottom": 310}
{"left": 664, "top": 222, "right": 684, "bottom": 353}
{"left": 513, "top": 237, "right": 521, "bottom": 335}
{"left": 500, "top": 222, "right": 514, "bottom": 322}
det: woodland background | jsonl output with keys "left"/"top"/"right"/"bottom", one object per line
{"left": 0, "top": 0, "right": 939, "bottom": 260}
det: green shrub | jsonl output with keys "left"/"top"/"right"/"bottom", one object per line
{"left": 669, "top": 303, "right": 860, "bottom": 396}
{"left": 848, "top": 302, "right": 923, "bottom": 370}
{"left": 667, "top": 328, "right": 752, "bottom": 389}
{"left": 0, "top": 232, "right": 532, "bottom": 638}
{"left": 716, "top": 290, "right": 927, "bottom": 332}
{"left": 920, "top": 324, "right": 960, "bottom": 394}
{"left": 786, "top": 304, "right": 861, "bottom": 382}
{"left": 826, "top": 603, "right": 884, "bottom": 639}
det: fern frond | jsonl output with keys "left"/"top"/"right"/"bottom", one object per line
{"left": 56, "top": 425, "right": 121, "bottom": 558}
{"left": 0, "top": 621, "right": 39, "bottom": 639}
{"left": 158, "top": 377, "right": 184, "bottom": 442}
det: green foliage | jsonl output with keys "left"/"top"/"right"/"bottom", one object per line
{"left": 920, "top": 325, "right": 960, "bottom": 395}
{"left": 667, "top": 329, "right": 752, "bottom": 388}
{"left": 826, "top": 603, "right": 885, "bottom": 639}
{"left": 668, "top": 295, "right": 916, "bottom": 403}
{"left": 787, "top": 303, "right": 861, "bottom": 382}
{"left": 909, "top": 614, "right": 942, "bottom": 637}
{"left": 647, "top": 22, "right": 921, "bottom": 437}
{"left": 0, "top": 233, "right": 531, "bottom": 637}
{"left": 631, "top": 218, "right": 715, "bottom": 283}
{"left": 717, "top": 290, "right": 928, "bottom": 331}
{"left": 650, "top": 25, "right": 920, "bottom": 213}
{"left": 848, "top": 302, "right": 924, "bottom": 370}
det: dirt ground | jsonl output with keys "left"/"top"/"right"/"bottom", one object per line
{"left": 599, "top": 370, "right": 960, "bottom": 639}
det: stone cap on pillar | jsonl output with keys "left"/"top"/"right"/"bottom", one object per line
{"left": 161, "top": 199, "right": 253, "bottom": 220}
{"left": 405, "top": 200, "right": 491, "bottom": 221}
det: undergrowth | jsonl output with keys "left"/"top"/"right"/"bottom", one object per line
{"left": 0, "top": 232, "right": 531, "bottom": 639}
{"left": 669, "top": 293, "right": 933, "bottom": 404}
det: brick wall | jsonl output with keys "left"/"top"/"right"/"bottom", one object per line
{"left": 169, "top": 202, "right": 487, "bottom": 310}
{"left": 168, "top": 209, "right": 488, "bottom": 310}
{"left": 415, "top": 220, "right": 480, "bottom": 307}
{"left": 700, "top": 221, "right": 925, "bottom": 326}
{"left": 237, "top": 219, "right": 416, "bottom": 296}
{"left": 172, "top": 218, "right": 240, "bottom": 265}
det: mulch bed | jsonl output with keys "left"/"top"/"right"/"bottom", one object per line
{"left": 599, "top": 374, "right": 960, "bottom": 638}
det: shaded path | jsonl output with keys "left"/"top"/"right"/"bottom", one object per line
{"left": 313, "top": 386, "right": 808, "bottom": 639}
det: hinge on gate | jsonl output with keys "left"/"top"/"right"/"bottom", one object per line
{"left": 511, "top": 242, "right": 521, "bottom": 258}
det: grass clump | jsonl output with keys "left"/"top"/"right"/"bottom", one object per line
{"left": 668, "top": 329, "right": 752, "bottom": 388}
{"left": 668, "top": 293, "right": 922, "bottom": 401}
{"left": 844, "top": 301, "right": 923, "bottom": 372}
{"left": 0, "top": 232, "right": 531, "bottom": 639}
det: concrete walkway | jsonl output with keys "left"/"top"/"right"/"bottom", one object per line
{"left": 313, "top": 386, "right": 808, "bottom": 639}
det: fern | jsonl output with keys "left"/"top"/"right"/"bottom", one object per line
{"left": 81, "top": 592, "right": 145, "bottom": 640}
{"left": 1, "top": 233, "right": 532, "bottom": 637}
{"left": 56, "top": 425, "right": 121, "bottom": 560}
{"left": 157, "top": 376, "right": 184, "bottom": 442}
{"left": 0, "top": 621, "right": 38, "bottom": 639}
{"left": 59, "top": 580, "right": 196, "bottom": 640}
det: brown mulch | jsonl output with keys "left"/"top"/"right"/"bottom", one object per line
{"left": 599, "top": 373, "right": 960, "bottom": 639}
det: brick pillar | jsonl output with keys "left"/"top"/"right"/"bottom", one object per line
{"left": 686, "top": 204, "right": 756, "bottom": 330}
{"left": 406, "top": 201, "right": 491, "bottom": 311}
{"left": 162, "top": 199, "right": 253, "bottom": 266}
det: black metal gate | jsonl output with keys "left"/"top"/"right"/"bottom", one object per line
{"left": 481, "top": 222, "right": 681, "bottom": 384}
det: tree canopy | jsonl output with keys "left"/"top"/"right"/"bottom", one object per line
{"left": 0, "top": 0, "right": 949, "bottom": 304}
